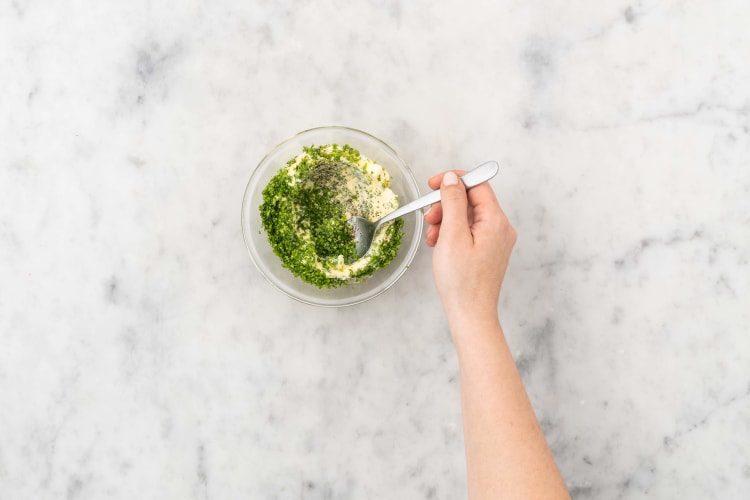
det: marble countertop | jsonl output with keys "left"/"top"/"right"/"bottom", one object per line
{"left": 2, "top": 0, "right": 749, "bottom": 498}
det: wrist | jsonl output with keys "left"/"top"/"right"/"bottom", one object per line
{"left": 444, "top": 305, "right": 503, "bottom": 346}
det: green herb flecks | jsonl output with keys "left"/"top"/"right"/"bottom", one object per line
{"left": 260, "top": 144, "right": 403, "bottom": 288}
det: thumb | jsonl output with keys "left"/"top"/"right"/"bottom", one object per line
{"left": 438, "top": 171, "right": 471, "bottom": 242}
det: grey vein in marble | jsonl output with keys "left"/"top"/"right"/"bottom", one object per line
{"left": 1, "top": 0, "right": 749, "bottom": 498}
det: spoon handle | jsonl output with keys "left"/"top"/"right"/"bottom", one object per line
{"left": 379, "top": 160, "right": 500, "bottom": 225}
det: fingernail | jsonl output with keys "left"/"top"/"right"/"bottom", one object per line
{"left": 423, "top": 206, "right": 431, "bottom": 216}
{"left": 443, "top": 171, "right": 458, "bottom": 186}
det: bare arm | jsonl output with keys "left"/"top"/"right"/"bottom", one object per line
{"left": 425, "top": 171, "right": 569, "bottom": 500}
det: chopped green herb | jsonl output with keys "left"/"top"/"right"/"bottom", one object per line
{"left": 260, "top": 144, "right": 403, "bottom": 288}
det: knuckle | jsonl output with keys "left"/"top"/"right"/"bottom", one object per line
{"left": 508, "top": 225, "right": 518, "bottom": 244}
{"left": 495, "top": 216, "right": 517, "bottom": 243}
{"left": 495, "top": 214, "right": 510, "bottom": 231}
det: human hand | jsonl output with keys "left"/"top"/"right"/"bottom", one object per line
{"left": 425, "top": 170, "right": 517, "bottom": 324}
{"left": 425, "top": 174, "right": 570, "bottom": 499}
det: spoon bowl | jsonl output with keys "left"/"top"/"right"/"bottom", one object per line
{"left": 348, "top": 161, "right": 500, "bottom": 258}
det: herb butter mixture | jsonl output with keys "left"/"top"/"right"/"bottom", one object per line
{"left": 260, "top": 144, "right": 404, "bottom": 288}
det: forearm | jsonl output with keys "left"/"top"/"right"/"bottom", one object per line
{"left": 448, "top": 312, "right": 570, "bottom": 500}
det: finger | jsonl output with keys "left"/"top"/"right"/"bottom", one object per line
{"left": 428, "top": 169, "right": 468, "bottom": 190}
{"left": 465, "top": 180, "right": 500, "bottom": 208}
{"left": 424, "top": 201, "right": 443, "bottom": 225}
{"left": 466, "top": 181, "right": 503, "bottom": 225}
{"left": 425, "top": 223, "right": 440, "bottom": 247}
{"left": 465, "top": 181, "right": 515, "bottom": 247}
{"left": 437, "top": 171, "right": 471, "bottom": 242}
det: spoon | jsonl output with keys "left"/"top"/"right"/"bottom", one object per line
{"left": 347, "top": 160, "right": 500, "bottom": 258}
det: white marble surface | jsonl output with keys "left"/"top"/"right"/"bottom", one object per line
{"left": 1, "top": 0, "right": 749, "bottom": 498}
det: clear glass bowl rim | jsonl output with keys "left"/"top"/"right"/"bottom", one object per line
{"left": 241, "top": 125, "right": 423, "bottom": 307}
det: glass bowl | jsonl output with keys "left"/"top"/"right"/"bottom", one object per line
{"left": 241, "top": 126, "right": 423, "bottom": 307}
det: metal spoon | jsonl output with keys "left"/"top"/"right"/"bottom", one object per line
{"left": 347, "top": 160, "right": 500, "bottom": 258}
